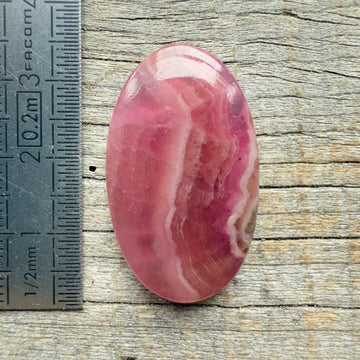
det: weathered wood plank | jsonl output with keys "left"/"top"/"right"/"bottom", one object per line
{"left": 82, "top": 256, "right": 360, "bottom": 308}
{"left": 1, "top": 304, "right": 360, "bottom": 359}
{"left": 82, "top": 58, "right": 359, "bottom": 136}
{"left": 1, "top": 0, "right": 359, "bottom": 359}
{"left": 83, "top": 177, "right": 360, "bottom": 237}
{"left": 83, "top": 232, "right": 360, "bottom": 265}
{"left": 83, "top": 123, "right": 360, "bottom": 164}
{"left": 84, "top": 157, "right": 360, "bottom": 187}
{"left": 84, "top": 180, "right": 360, "bottom": 216}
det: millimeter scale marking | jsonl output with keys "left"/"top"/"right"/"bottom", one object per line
{"left": 0, "top": 0, "right": 82, "bottom": 309}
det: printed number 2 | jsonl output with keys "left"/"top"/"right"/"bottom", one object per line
{"left": 20, "top": 151, "right": 40, "bottom": 164}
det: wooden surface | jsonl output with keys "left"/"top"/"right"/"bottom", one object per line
{"left": 1, "top": 0, "right": 360, "bottom": 359}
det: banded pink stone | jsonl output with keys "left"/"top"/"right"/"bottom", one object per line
{"left": 106, "top": 44, "right": 259, "bottom": 303}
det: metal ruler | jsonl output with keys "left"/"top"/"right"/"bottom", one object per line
{"left": 0, "top": 0, "right": 82, "bottom": 309}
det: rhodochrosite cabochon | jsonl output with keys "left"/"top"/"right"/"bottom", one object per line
{"left": 106, "top": 44, "right": 259, "bottom": 303}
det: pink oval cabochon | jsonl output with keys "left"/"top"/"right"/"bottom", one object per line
{"left": 106, "top": 44, "right": 259, "bottom": 303}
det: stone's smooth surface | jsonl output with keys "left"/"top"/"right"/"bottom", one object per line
{"left": 106, "top": 44, "right": 259, "bottom": 303}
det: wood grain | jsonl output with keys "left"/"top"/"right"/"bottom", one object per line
{"left": 1, "top": 0, "right": 359, "bottom": 359}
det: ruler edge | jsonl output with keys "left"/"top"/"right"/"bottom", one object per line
{"left": 0, "top": 0, "right": 83, "bottom": 311}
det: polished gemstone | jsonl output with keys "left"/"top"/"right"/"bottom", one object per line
{"left": 106, "top": 44, "right": 259, "bottom": 303}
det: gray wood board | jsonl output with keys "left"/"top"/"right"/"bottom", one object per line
{"left": 1, "top": 1, "right": 359, "bottom": 359}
